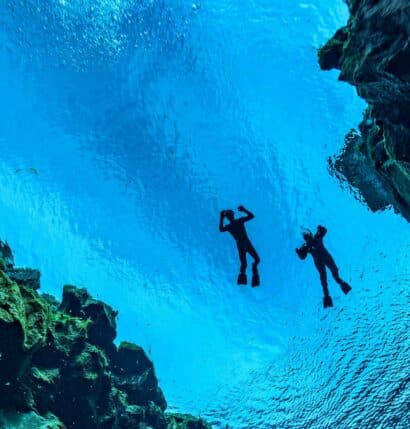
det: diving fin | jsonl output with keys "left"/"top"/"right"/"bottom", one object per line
{"left": 251, "top": 273, "right": 260, "bottom": 288}
{"left": 340, "top": 282, "right": 352, "bottom": 295}
{"left": 323, "top": 295, "right": 333, "bottom": 309}
{"left": 237, "top": 273, "right": 247, "bottom": 285}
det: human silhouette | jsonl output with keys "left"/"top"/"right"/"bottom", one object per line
{"left": 296, "top": 225, "right": 351, "bottom": 308}
{"left": 219, "top": 205, "right": 260, "bottom": 286}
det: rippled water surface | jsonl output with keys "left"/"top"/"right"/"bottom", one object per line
{"left": 0, "top": 1, "right": 409, "bottom": 427}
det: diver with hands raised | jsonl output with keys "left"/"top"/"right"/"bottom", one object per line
{"left": 219, "top": 205, "right": 260, "bottom": 287}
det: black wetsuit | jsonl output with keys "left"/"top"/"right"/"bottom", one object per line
{"left": 223, "top": 218, "right": 260, "bottom": 274}
{"left": 297, "top": 226, "right": 345, "bottom": 297}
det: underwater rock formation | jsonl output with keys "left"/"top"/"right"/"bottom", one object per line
{"left": 0, "top": 411, "right": 65, "bottom": 429}
{"left": 319, "top": 0, "right": 410, "bottom": 221}
{"left": 0, "top": 242, "right": 211, "bottom": 429}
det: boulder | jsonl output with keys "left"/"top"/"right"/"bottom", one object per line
{"left": 59, "top": 285, "right": 118, "bottom": 351}
{"left": 0, "top": 411, "right": 65, "bottom": 429}
{"left": 112, "top": 342, "right": 167, "bottom": 410}
{"left": 5, "top": 268, "right": 41, "bottom": 290}
{"left": 166, "top": 413, "right": 212, "bottom": 429}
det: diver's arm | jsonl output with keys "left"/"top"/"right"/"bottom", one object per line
{"left": 316, "top": 225, "right": 327, "bottom": 238}
{"left": 238, "top": 205, "right": 254, "bottom": 221}
{"left": 296, "top": 243, "right": 309, "bottom": 260}
{"left": 219, "top": 211, "right": 228, "bottom": 232}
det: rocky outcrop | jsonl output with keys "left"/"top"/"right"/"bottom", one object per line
{"left": 165, "top": 414, "right": 212, "bottom": 429}
{"left": 0, "top": 241, "right": 14, "bottom": 268}
{"left": 0, "top": 411, "right": 65, "bottom": 429}
{"left": 319, "top": 0, "right": 410, "bottom": 221}
{"left": 0, "top": 240, "right": 41, "bottom": 289}
{"left": 0, "top": 241, "right": 211, "bottom": 429}
{"left": 5, "top": 268, "right": 41, "bottom": 290}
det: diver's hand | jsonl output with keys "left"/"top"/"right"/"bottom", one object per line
{"left": 220, "top": 210, "right": 226, "bottom": 217}
{"left": 238, "top": 205, "right": 245, "bottom": 212}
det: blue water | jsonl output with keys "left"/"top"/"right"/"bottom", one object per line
{"left": 0, "top": 1, "right": 409, "bottom": 427}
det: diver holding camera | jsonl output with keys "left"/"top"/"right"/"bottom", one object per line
{"left": 296, "top": 225, "right": 352, "bottom": 308}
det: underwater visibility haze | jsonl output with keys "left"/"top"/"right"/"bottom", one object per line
{"left": 0, "top": 0, "right": 409, "bottom": 427}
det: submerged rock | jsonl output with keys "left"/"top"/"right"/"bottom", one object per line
{"left": 0, "top": 246, "right": 211, "bottom": 429}
{"left": 0, "top": 241, "right": 14, "bottom": 269}
{"left": 166, "top": 413, "right": 211, "bottom": 429}
{"left": 319, "top": 0, "right": 410, "bottom": 221}
{"left": 0, "top": 240, "right": 41, "bottom": 289}
{"left": 60, "top": 284, "right": 118, "bottom": 353}
{"left": 112, "top": 342, "right": 168, "bottom": 411}
{"left": 0, "top": 411, "right": 65, "bottom": 429}
{"left": 5, "top": 268, "right": 41, "bottom": 290}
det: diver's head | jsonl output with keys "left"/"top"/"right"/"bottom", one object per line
{"left": 225, "top": 210, "right": 234, "bottom": 221}
{"left": 303, "top": 231, "right": 313, "bottom": 242}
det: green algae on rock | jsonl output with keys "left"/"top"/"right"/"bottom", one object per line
{"left": 318, "top": 0, "right": 410, "bottom": 221}
{"left": 0, "top": 244, "right": 211, "bottom": 429}
{"left": 166, "top": 413, "right": 211, "bottom": 429}
{"left": 0, "top": 241, "right": 14, "bottom": 268}
{"left": 0, "top": 411, "right": 65, "bottom": 429}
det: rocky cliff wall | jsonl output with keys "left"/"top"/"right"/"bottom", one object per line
{"left": 319, "top": 0, "right": 410, "bottom": 221}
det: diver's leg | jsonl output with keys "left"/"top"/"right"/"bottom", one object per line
{"left": 238, "top": 246, "right": 247, "bottom": 274}
{"left": 326, "top": 255, "right": 351, "bottom": 294}
{"left": 326, "top": 255, "right": 342, "bottom": 284}
{"left": 315, "top": 261, "right": 333, "bottom": 308}
{"left": 246, "top": 242, "right": 260, "bottom": 287}
{"left": 237, "top": 245, "right": 248, "bottom": 285}
{"left": 246, "top": 242, "right": 260, "bottom": 271}
{"left": 315, "top": 261, "right": 329, "bottom": 296}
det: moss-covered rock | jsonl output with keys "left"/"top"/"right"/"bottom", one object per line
{"left": 0, "top": 240, "right": 14, "bottom": 268}
{"left": 0, "top": 411, "right": 66, "bottom": 429}
{"left": 31, "top": 367, "right": 60, "bottom": 385}
{"left": 112, "top": 341, "right": 167, "bottom": 410}
{"left": 166, "top": 413, "right": 212, "bottom": 429}
{"left": 0, "top": 262, "right": 46, "bottom": 385}
{"left": 0, "top": 245, "right": 212, "bottom": 429}
{"left": 114, "top": 342, "right": 152, "bottom": 374}
{"left": 5, "top": 267, "right": 41, "bottom": 290}
{"left": 318, "top": 26, "right": 348, "bottom": 70}
{"left": 319, "top": 0, "right": 410, "bottom": 221}
{"left": 60, "top": 285, "right": 118, "bottom": 352}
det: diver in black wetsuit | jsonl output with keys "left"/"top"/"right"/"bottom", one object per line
{"left": 219, "top": 206, "right": 260, "bottom": 287}
{"left": 296, "top": 225, "right": 351, "bottom": 308}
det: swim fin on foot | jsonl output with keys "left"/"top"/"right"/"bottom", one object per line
{"left": 323, "top": 295, "right": 333, "bottom": 308}
{"left": 251, "top": 273, "right": 260, "bottom": 288}
{"left": 237, "top": 273, "right": 247, "bottom": 285}
{"left": 340, "top": 282, "right": 352, "bottom": 295}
